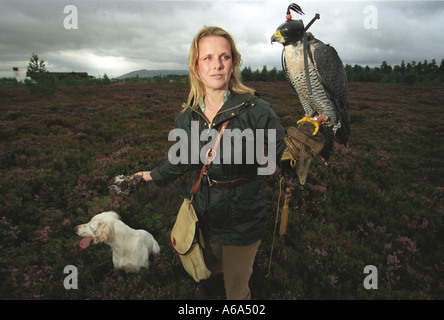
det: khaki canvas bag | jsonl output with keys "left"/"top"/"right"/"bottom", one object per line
{"left": 170, "top": 198, "right": 210, "bottom": 282}
{"left": 170, "top": 120, "right": 229, "bottom": 282}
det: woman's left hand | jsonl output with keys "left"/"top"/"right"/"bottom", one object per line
{"left": 134, "top": 171, "right": 152, "bottom": 182}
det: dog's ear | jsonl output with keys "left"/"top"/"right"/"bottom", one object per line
{"left": 107, "top": 211, "right": 121, "bottom": 220}
{"left": 93, "top": 221, "right": 114, "bottom": 244}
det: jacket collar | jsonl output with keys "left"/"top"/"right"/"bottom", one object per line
{"left": 190, "top": 90, "right": 254, "bottom": 128}
{"left": 198, "top": 89, "right": 231, "bottom": 113}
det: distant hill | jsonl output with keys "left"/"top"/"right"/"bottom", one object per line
{"left": 117, "top": 69, "right": 188, "bottom": 79}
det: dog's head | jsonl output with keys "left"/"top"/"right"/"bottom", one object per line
{"left": 75, "top": 211, "right": 121, "bottom": 248}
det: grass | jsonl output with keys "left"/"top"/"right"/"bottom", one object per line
{"left": 0, "top": 81, "right": 443, "bottom": 299}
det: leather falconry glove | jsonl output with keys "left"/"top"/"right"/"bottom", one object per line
{"left": 281, "top": 118, "right": 325, "bottom": 185}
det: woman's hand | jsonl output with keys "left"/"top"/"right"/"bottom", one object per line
{"left": 134, "top": 171, "right": 152, "bottom": 182}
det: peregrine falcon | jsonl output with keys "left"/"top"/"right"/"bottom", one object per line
{"left": 271, "top": 3, "right": 350, "bottom": 162}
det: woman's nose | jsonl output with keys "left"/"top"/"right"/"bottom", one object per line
{"left": 212, "top": 58, "right": 223, "bottom": 70}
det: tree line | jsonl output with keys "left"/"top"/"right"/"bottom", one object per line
{"left": 2, "top": 53, "right": 443, "bottom": 94}
{"left": 241, "top": 59, "right": 444, "bottom": 85}
{"left": 116, "top": 59, "right": 444, "bottom": 85}
{"left": 344, "top": 59, "right": 444, "bottom": 84}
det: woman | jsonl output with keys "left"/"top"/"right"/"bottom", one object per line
{"left": 135, "top": 26, "right": 289, "bottom": 299}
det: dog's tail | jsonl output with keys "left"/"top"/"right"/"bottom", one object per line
{"left": 150, "top": 236, "right": 160, "bottom": 255}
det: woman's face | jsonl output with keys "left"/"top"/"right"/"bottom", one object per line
{"left": 197, "top": 36, "right": 234, "bottom": 93}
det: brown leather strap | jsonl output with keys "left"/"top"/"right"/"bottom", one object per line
{"left": 190, "top": 120, "right": 230, "bottom": 196}
{"left": 208, "top": 176, "right": 255, "bottom": 189}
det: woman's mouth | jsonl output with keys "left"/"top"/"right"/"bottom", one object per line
{"left": 210, "top": 74, "right": 224, "bottom": 79}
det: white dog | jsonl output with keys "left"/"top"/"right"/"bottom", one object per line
{"left": 75, "top": 211, "right": 160, "bottom": 273}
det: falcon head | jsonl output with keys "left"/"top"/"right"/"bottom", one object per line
{"left": 271, "top": 19, "right": 305, "bottom": 46}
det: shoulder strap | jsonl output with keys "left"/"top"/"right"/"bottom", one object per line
{"left": 190, "top": 120, "right": 229, "bottom": 196}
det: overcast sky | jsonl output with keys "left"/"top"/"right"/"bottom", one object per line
{"left": 1, "top": 0, "right": 443, "bottom": 79}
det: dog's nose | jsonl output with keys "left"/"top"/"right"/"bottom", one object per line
{"left": 74, "top": 225, "right": 79, "bottom": 233}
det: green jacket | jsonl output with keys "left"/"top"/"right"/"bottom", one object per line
{"left": 151, "top": 90, "right": 288, "bottom": 245}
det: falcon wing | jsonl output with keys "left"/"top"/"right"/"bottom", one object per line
{"left": 310, "top": 41, "right": 350, "bottom": 146}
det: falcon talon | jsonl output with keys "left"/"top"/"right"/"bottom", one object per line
{"left": 297, "top": 116, "right": 319, "bottom": 135}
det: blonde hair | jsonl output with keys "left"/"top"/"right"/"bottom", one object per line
{"left": 184, "top": 26, "right": 255, "bottom": 109}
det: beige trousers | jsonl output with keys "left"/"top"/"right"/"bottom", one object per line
{"left": 204, "top": 239, "right": 261, "bottom": 300}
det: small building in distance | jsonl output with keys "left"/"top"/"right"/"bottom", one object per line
{"left": 26, "top": 71, "right": 93, "bottom": 80}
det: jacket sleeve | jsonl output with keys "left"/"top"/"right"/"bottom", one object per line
{"left": 150, "top": 111, "right": 194, "bottom": 186}
{"left": 263, "top": 108, "right": 297, "bottom": 176}
{"left": 255, "top": 98, "right": 288, "bottom": 164}
{"left": 266, "top": 109, "right": 288, "bottom": 165}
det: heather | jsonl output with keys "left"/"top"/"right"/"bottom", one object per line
{"left": 0, "top": 81, "right": 442, "bottom": 299}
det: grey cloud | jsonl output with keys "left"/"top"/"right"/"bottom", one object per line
{"left": 1, "top": 0, "right": 443, "bottom": 79}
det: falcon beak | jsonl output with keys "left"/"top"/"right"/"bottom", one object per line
{"left": 271, "top": 30, "right": 283, "bottom": 44}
